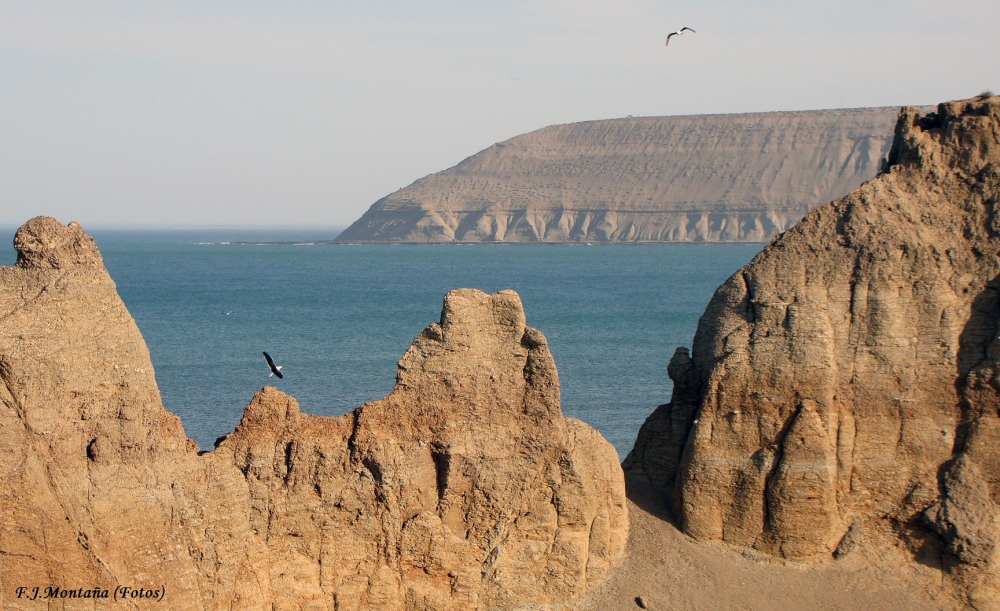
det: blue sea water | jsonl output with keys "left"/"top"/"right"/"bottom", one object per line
{"left": 0, "top": 227, "right": 761, "bottom": 458}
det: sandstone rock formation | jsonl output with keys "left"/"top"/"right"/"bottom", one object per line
{"left": 0, "top": 216, "right": 626, "bottom": 610}
{"left": 625, "top": 95, "right": 1000, "bottom": 608}
{"left": 337, "top": 108, "right": 901, "bottom": 243}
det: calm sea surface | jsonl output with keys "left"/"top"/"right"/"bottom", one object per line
{"left": 0, "top": 228, "right": 762, "bottom": 458}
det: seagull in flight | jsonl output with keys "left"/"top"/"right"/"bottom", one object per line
{"left": 263, "top": 351, "right": 284, "bottom": 379}
{"left": 666, "top": 26, "right": 696, "bottom": 46}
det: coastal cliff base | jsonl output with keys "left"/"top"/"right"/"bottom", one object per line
{"left": 581, "top": 486, "right": 959, "bottom": 611}
{"left": 339, "top": 208, "right": 804, "bottom": 244}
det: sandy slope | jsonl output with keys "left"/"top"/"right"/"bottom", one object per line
{"left": 580, "top": 482, "right": 959, "bottom": 611}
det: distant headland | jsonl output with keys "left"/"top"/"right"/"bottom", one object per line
{"left": 337, "top": 107, "right": 904, "bottom": 244}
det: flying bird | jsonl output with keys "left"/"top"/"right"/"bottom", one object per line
{"left": 263, "top": 351, "right": 284, "bottom": 379}
{"left": 665, "top": 26, "right": 696, "bottom": 46}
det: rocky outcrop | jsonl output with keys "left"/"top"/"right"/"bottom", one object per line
{"left": 626, "top": 95, "right": 1000, "bottom": 608}
{"left": 0, "top": 217, "right": 626, "bottom": 610}
{"left": 337, "top": 108, "right": 902, "bottom": 243}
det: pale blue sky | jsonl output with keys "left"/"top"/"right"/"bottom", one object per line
{"left": 1, "top": 1, "right": 997, "bottom": 227}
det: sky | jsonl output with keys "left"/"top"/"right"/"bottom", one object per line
{"left": 1, "top": 1, "right": 997, "bottom": 228}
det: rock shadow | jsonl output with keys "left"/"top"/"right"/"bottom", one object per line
{"left": 624, "top": 471, "right": 680, "bottom": 527}
{"left": 950, "top": 272, "right": 1000, "bottom": 457}
{"left": 955, "top": 274, "right": 1000, "bottom": 385}
{"left": 919, "top": 272, "right": 1000, "bottom": 570}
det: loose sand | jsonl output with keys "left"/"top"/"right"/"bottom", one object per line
{"left": 580, "top": 482, "right": 959, "bottom": 611}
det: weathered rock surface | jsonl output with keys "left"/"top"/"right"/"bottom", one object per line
{"left": 626, "top": 95, "right": 1000, "bottom": 608}
{"left": 0, "top": 217, "right": 626, "bottom": 610}
{"left": 337, "top": 108, "right": 902, "bottom": 243}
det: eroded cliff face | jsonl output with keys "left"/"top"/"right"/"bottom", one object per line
{"left": 0, "top": 217, "right": 626, "bottom": 610}
{"left": 626, "top": 95, "right": 1000, "bottom": 608}
{"left": 337, "top": 108, "right": 900, "bottom": 243}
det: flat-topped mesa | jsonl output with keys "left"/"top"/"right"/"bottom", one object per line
{"left": 337, "top": 107, "right": 902, "bottom": 243}
{"left": 626, "top": 95, "right": 1000, "bottom": 608}
{"left": 0, "top": 223, "right": 626, "bottom": 611}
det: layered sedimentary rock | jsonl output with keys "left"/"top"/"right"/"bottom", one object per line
{"left": 337, "top": 108, "right": 901, "bottom": 243}
{"left": 625, "top": 95, "right": 1000, "bottom": 608}
{"left": 0, "top": 217, "right": 626, "bottom": 610}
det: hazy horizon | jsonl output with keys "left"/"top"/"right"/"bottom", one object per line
{"left": 2, "top": 1, "right": 997, "bottom": 228}
{"left": 0, "top": 222, "right": 348, "bottom": 231}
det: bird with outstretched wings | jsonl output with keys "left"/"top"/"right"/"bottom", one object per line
{"left": 263, "top": 351, "right": 284, "bottom": 379}
{"left": 666, "top": 26, "right": 696, "bottom": 46}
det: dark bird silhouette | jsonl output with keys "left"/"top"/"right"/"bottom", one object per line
{"left": 263, "top": 351, "right": 284, "bottom": 379}
{"left": 665, "top": 26, "right": 696, "bottom": 46}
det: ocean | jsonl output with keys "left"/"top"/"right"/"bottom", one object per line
{"left": 0, "top": 227, "right": 762, "bottom": 459}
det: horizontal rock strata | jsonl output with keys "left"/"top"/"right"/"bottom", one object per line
{"left": 338, "top": 108, "right": 902, "bottom": 243}
{"left": 626, "top": 95, "right": 1000, "bottom": 609}
{"left": 0, "top": 217, "right": 626, "bottom": 610}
